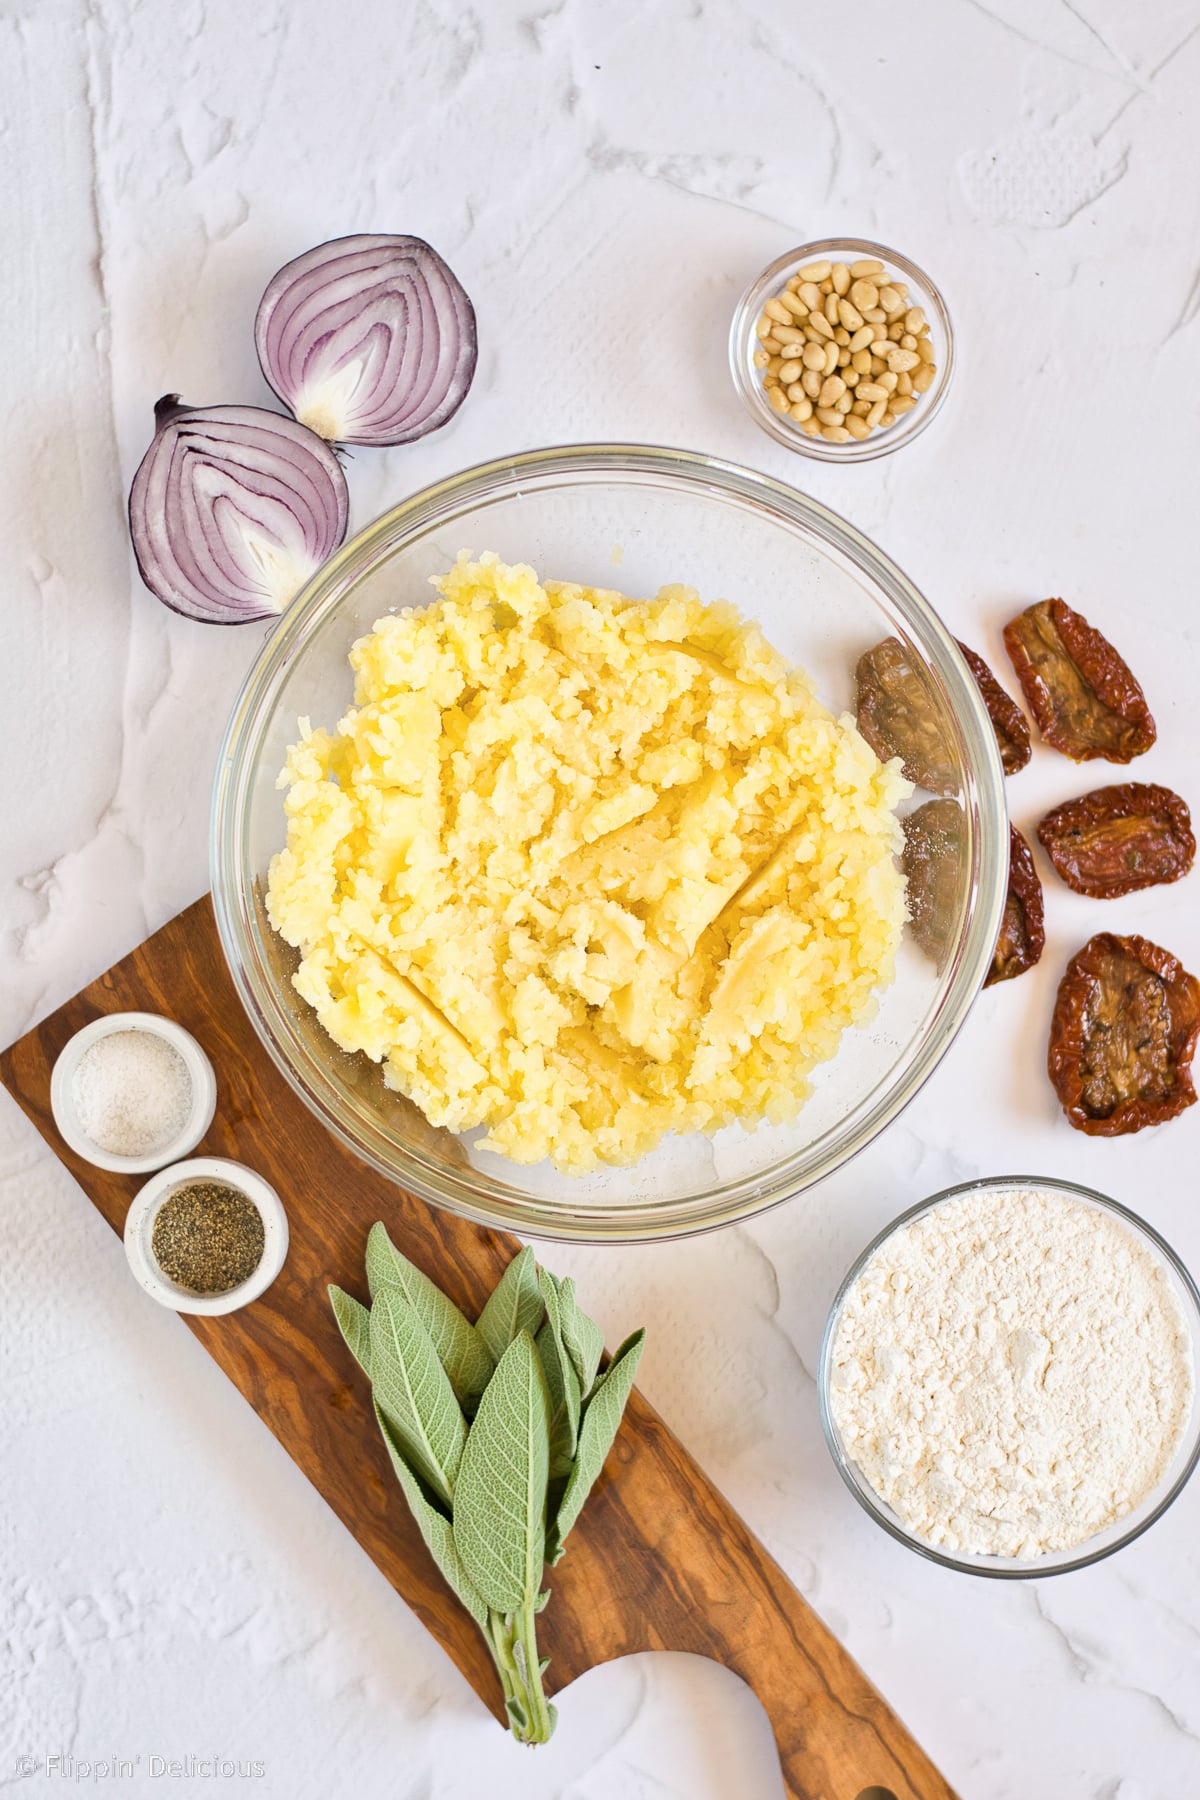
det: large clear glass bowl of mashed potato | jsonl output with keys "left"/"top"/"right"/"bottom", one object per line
{"left": 212, "top": 445, "right": 1006, "bottom": 1241}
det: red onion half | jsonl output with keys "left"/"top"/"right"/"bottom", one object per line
{"left": 128, "top": 397, "right": 350, "bottom": 624}
{"left": 254, "top": 234, "right": 477, "bottom": 446}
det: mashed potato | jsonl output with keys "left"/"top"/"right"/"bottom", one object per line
{"left": 267, "top": 554, "right": 909, "bottom": 1172}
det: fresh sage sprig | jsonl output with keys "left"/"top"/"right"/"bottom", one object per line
{"left": 329, "top": 1230, "right": 645, "bottom": 1745}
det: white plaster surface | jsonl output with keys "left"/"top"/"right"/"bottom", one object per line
{"left": 3, "top": 2, "right": 1200, "bottom": 1795}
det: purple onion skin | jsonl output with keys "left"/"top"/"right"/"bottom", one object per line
{"left": 128, "top": 397, "right": 350, "bottom": 625}
{"left": 254, "top": 234, "right": 478, "bottom": 448}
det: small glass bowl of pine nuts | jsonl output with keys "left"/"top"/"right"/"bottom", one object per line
{"left": 729, "top": 239, "right": 954, "bottom": 462}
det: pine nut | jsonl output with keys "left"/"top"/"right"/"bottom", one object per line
{"left": 753, "top": 254, "right": 939, "bottom": 443}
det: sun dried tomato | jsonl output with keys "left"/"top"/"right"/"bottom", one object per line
{"left": 1038, "top": 783, "right": 1195, "bottom": 898}
{"left": 985, "top": 825, "right": 1045, "bottom": 986}
{"left": 1048, "top": 932, "right": 1200, "bottom": 1135}
{"left": 1002, "top": 598, "right": 1156, "bottom": 763}
{"left": 902, "top": 799, "right": 964, "bottom": 968}
{"left": 856, "top": 638, "right": 956, "bottom": 795}
{"left": 956, "top": 640, "right": 1031, "bottom": 775}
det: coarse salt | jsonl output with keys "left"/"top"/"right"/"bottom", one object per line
{"left": 829, "top": 1186, "right": 1195, "bottom": 1558}
{"left": 71, "top": 1029, "right": 192, "bottom": 1158}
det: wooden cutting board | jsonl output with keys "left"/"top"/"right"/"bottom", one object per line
{"left": 1, "top": 896, "right": 958, "bottom": 1800}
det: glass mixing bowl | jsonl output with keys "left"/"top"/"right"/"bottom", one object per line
{"left": 819, "top": 1176, "right": 1200, "bottom": 1575}
{"left": 211, "top": 444, "right": 1007, "bottom": 1241}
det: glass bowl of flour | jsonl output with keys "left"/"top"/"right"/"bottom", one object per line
{"left": 819, "top": 1176, "right": 1200, "bottom": 1576}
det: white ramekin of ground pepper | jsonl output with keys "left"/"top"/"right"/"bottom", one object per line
{"left": 50, "top": 1011, "right": 217, "bottom": 1174}
{"left": 124, "top": 1155, "right": 289, "bottom": 1316}
{"left": 729, "top": 237, "right": 955, "bottom": 462}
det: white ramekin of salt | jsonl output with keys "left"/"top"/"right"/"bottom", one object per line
{"left": 50, "top": 1012, "right": 217, "bottom": 1174}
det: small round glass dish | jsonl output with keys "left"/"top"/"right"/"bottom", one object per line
{"left": 818, "top": 1175, "right": 1200, "bottom": 1577}
{"left": 729, "top": 238, "right": 955, "bottom": 462}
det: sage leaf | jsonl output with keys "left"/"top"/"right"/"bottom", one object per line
{"left": 556, "top": 1278, "right": 605, "bottom": 1399}
{"left": 328, "top": 1284, "right": 372, "bottom": 1378}
{"left": 535, "top": 1319, "right": 581, "bottom": 1484}
{"left": 453, "top": 1331, "right": 550, "bottom": 1613}
{"left": 476, "top": 1246, "right": 543, "bottom": 1365}
{"left": 547, "top": 1328, "right": 645, "bottom": 1563}
{"left": 370, "top": 1289, "right": 466, "bottom": 1508}
{"left": 366, "top": 1223, "right": 493, "bottom": 1408}
{"left": 373, "top": 1399, "right": 487, "bottom": 1627}
{"left": 536, "top": 1275, "right": 580, "bottom": 1481}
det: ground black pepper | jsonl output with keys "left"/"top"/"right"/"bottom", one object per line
{"left": 151, "top": 1180, "right": 265, "bottom": 1295}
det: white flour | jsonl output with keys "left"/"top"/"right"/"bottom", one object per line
{"left": 829, "top": 1186, "right": 1195, "bottom": 1558}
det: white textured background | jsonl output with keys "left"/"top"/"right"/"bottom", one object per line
{"left": 3, "top": 2, "right": 1200, "bottom": 1796}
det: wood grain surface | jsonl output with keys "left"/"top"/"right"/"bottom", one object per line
{"left": 0, "top": 896, "right": 959, "bottom": 1800}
